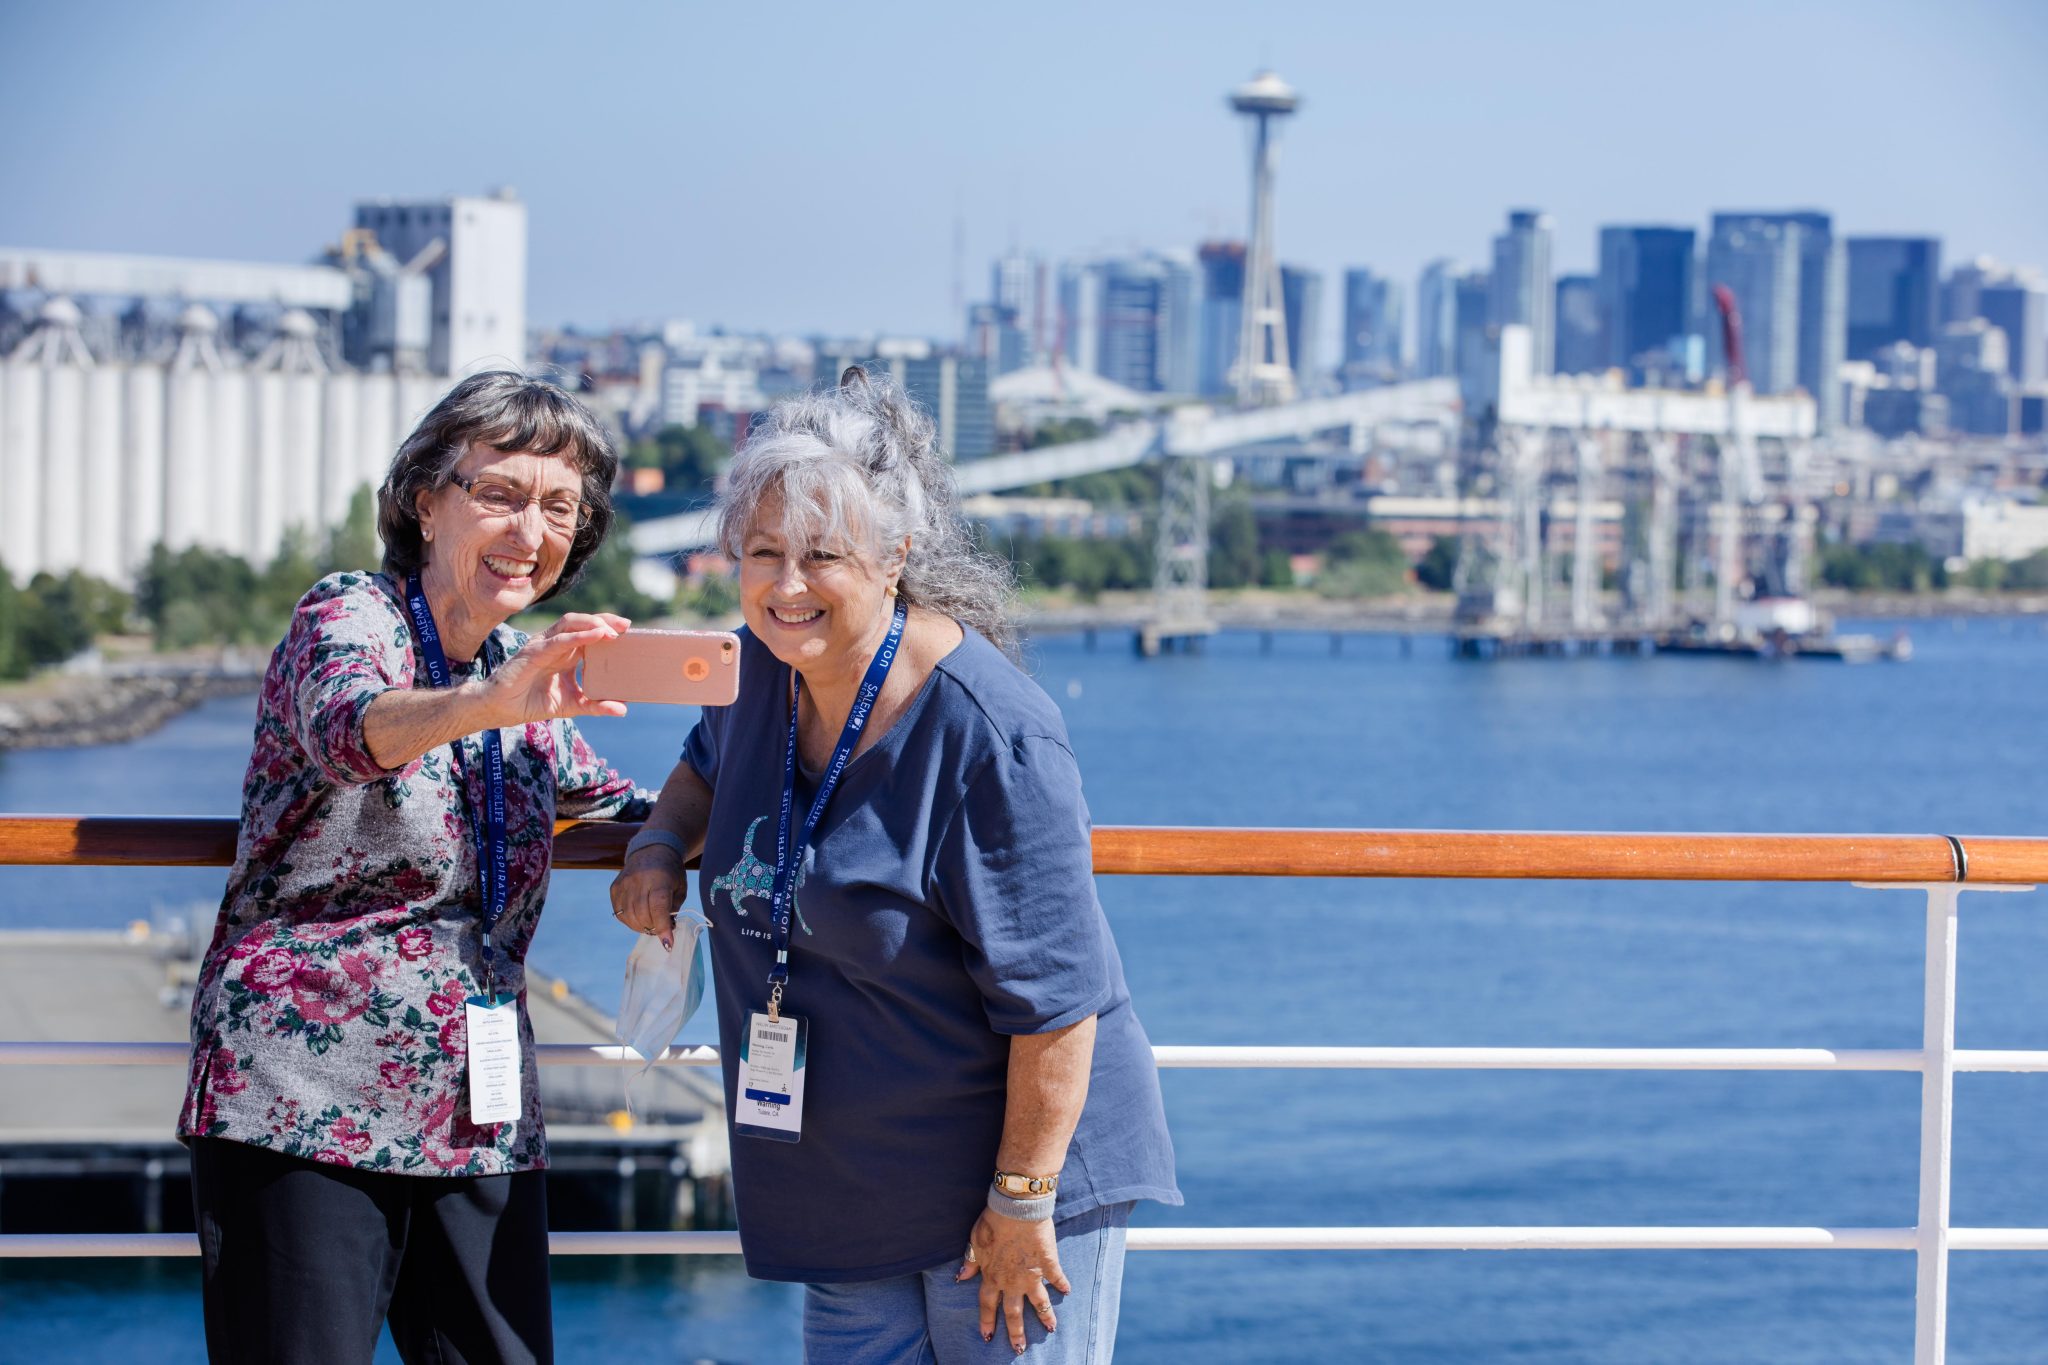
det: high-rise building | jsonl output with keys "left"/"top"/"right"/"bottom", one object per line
{"left": 1095, "top": 253, "right": 1198, "bottom": 394}
{"left": 1553, "top": 274, "right": 1602, "bottom": 375}
{"left": 991, "top": 252, "right": 1044, "bottom": 365}
{"left": 352, "top": 190, "right": 526, "bottom": 374}
{"left": 1281, "top": 265, "right": 1322, "bottom": 389}
{"left": 1704, "top": 218, "right": 1801, "bottom": 395}
{"left": 812, "top": 344, "right": 993, "bottom": 460}
{"left": 1489, "top": 210, "right": 1554, "bottom": 377}
{"left": 965, "top": 301, "right": 1027, "bottom": 376}
{"left": 1942, "top": 258, "right": 2046, "bottom": 384}
{"left": 1595, "top": 226, "right": 1695, "bottom": 378}
{"left": 1454, "top": 269, "right": 1495, "bottom": 410}
{"left": 1710, "top": 211, "right": 1845, "bottom": 428}
{"left": 1846, "top": 237, "right": 1941, "bottom": 362}
{"left": 1054, "top": 260, "right": 1105, "bottom": 377}
{"left": 1340, "top": 268, "right": 1402, "bottom": 389}
{"left": 1197, "top": 242, "right": 1247, "bottom": 396}
{"left": 1415, "top": 259, "right": 1460, "bottom": 380}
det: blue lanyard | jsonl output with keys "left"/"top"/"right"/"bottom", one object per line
{"left": 403, "top": 577, "right": 510, "bottom": 997}
{"left": 767, "top": 601, "right": 905, "bottom": 1006}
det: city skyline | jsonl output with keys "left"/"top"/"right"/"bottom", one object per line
{"left": 2, "top": 1, "right": 2045, "bottom": 344}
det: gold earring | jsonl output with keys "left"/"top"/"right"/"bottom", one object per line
{"left": 886, "top": 583, "right": 899, "bottom": 598}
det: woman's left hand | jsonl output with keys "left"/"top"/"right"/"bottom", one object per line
{"left": 958, "top": 1208, "right": 1070, "bottom": 1354}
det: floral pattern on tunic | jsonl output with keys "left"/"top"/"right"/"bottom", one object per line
{"left": 176, "top": 571, "right": 651, "bottom": 1176}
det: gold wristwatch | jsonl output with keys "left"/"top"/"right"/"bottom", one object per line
{"left": 992, "top": 1169, "right": 1060, "bottom": 1198}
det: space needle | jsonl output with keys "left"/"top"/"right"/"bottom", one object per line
{"left": 1228, "top": 70, "right": 1301, "bottom": 407}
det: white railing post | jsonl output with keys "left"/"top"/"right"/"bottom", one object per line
{"left": 1914, "top": 884, "right": 1960, "bottom": 1365}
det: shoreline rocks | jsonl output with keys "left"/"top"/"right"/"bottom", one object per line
{"left": 0, "top": 669, "right": 262, "bottom": 752}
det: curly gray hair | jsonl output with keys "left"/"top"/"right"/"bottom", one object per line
{"left": 716, "top": 369, "right": 1017, "bottom": 653}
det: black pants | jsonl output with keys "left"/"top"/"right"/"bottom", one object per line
{"left": 189, "top": 1137, "right": 552, "bottom": 1365}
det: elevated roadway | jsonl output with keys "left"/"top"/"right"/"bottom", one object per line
{"left": 630, "top": 379, "right": 1461, "bottom": 558}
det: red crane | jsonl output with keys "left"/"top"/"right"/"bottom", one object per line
{"left": 1711, "top": 283, "right": 1747, "bottom": 389}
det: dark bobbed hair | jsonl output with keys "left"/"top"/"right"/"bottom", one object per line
{"left": 377, "top": 370, "right": 619, "bottom": 602}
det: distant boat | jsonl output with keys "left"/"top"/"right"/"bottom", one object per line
{"left": 1657, "top": 597, "right": 1911, "bottom": 662}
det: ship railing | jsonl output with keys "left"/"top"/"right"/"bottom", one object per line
{"left": 5, "top": 815, "right": 2047, "bottom": 1365}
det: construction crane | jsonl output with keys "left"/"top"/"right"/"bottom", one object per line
{"left": 1711, "top": 284, "right": 1755, "bottom": 628}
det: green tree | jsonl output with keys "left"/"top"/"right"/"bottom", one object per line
{"left": 542, "top": 513, "right": 664, "bottom": 620}
{"left": 1208, "top": 500, "right": 1262, "bottom": 590}
{"left": 1021, "top": 416, "right": 1102, "bottom": 450}
{"left": 628, "top": 425, "right": 730, "bottom": 495}
{"left": 322, "top": 485, "right": 382, "bottom": 575}
{"left": 1259, "top": 549, "right": 1295, "bottom": 588}
{"left": 2006, "top": 548, "right": 2048, "bottom": 591}
{"left": 1318, "top": 529, "right": 1411, "bottom": 598}
{"left": 0, "top": 566, "right": 24, "bottom": 679}
{"left": 1415, "top": 535, "right": 1461, "bottom": 592}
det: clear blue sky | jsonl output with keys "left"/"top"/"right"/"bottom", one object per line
{"left": 3, "top": 0, "right": 2043, "bottom": 342}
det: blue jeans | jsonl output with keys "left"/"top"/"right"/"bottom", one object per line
{"left": 802, "top": 1202, "right": 1133, "bottom": 1364}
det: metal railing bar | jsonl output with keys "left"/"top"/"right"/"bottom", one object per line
{"left": 9, "top": 814, "right": 2048, "bottom": 884}
{"left": 22, "top": 1226, "right": 2026, "bottom": 1258}
{"left": 17, "top": 1042, "right": 2028, "bottom": 1072}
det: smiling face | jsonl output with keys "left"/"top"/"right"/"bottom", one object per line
{"left": 739, "top": 485, "right": 905, "bottom": 680}
{"left": 415, "top": 445, "right": 585, "bottom": 645}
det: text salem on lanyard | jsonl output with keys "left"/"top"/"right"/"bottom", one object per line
{"left": 737, "top": 601, "right": 903, "bottom": 1144}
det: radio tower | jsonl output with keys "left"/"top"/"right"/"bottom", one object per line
{"left": 1229, "top": 70, "right": 1301, "bottom": 407}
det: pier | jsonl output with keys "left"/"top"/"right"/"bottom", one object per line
{"left": 0, "top": 924, "right": 730, "bottom": 1237}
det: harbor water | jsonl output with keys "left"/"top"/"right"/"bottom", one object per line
{"left": 5, "top": 615, "right": 2048, "bottom": 1362}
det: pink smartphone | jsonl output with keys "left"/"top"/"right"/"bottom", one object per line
{"left": 580, "top": 629, "right": 741, "bottom": 706}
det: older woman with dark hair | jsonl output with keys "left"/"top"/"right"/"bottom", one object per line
{"left": 178, "top": 370, "right": 652, "bottom": 1365}
{"left": 611, "top": 370, "right": 1178, "bottom": 1362}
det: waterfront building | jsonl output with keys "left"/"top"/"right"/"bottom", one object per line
{"left": 1339, "top": 268, "right": 1402, "bottom": 390}
{"left": 1595, "top": 226, "right": 1695, "bottom": 379}
{"left": 1489, "top": 210, "right": 1554, "bottom": 378}
{"left": 1846, "top": 236, "right": 1941, "bottom": 362}
{"left": 1936, "top": 319, "right": 2013, "bottom": 436}
{"left": 352, "top": 190, "right": 527, "bottom": 374}
{"left": 1414, "top": 259, "right": 1460, "bottom": 381}
{"left": 1553, "top": 274, "right": 1602, "bottom": 376}
{"left": 1281, "top": 264, "right": 1322, "bottom": 391}
{"left": 1704, "top": 217, "right": 1800, "bottom": 394}
{"left": 966, "top": 301, "right": 1028, "bottom": 377}
{"left": 1197, "top": 242, "right": 1247, "bottom": 397}
{"left": 991, "top": 252, "right": 1044, "bottom": 365}
{"left": 1709, "top": 211, "right": 1845, "bottom": 428}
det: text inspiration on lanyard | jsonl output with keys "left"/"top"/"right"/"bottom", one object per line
{"left": 766, "top": 601, "right": 905, "bottom": 1014}
{"left": 403, "top": 577, "right": 510, "bottom": 997}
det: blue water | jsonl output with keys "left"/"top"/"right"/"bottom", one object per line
{"left": 5, "top": 615, "right": 2048, "bottom": 1362}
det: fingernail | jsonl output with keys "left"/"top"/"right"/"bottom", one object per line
{"left": 981, "top": 1332, "right": 992, "bottom": 1343}
{"left": 660, "top": 934, "right": 673, "bottom": 951}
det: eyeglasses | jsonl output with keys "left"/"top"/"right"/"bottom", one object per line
{"left": 451, "top": 475, "right": 589, "bottom": 533}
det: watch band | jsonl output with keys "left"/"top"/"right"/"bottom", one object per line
{"left": 992, "top": 1169, "right": 1060, "bottom": 1198}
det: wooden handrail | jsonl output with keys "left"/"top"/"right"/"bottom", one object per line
{"left": 3, "top": 815, "right": 2045, "bottom": 883}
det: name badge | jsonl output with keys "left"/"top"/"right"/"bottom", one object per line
{"left": 464, "top": 993, "right": 522, "bottom": 1125}
{"left": 736, "top": 1011, "right": 807, "bottom": 1143}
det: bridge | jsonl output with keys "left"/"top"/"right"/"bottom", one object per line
{"left": 629, "top": 379, "right": 1461, "bottom": 651}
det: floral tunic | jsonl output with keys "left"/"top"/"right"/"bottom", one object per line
{"left": 176, "top": 571, "right": 650, "bottom": 1176}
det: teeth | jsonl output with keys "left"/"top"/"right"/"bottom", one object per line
{"left": 484, "top": 555, "right": 536, "bottom": 578}
{"left": 772, "top": 607, "right": 821, "bottom": 624}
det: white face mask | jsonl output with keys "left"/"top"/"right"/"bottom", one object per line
{"left": 616, "top": 910, "right": 710, "bottom": 1095}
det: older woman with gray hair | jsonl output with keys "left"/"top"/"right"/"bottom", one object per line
{"left": 611, "top": 369, "right": 1178, "bottom": 1362}
{"left": 178, "top": 370, "right": 652, "bottom": 1365}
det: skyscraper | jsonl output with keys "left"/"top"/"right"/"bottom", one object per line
{"left": 1454, "top": 269, "right": 1495, "bottom": 409}
{"left": 1705, "top": 218, "right": 1800, "bottom": 394}
{"left": 1055, "top": 259, "right": 1104, "bottom": 377}
{"left": 1710, "top": 211, "right": 1845, "bottom": 428}
{"left": 1340, "top": 268, "right": 1402, "bottom": 389}
{"left": 1281, "top": 265, "right": 1322, "bottom": 390}
{"left": 1095, "top": 253, "right": 1198, "bottom": 394}
{"left": 1846, "top": 237, "right": 1941, "bottom": 362}
{"left": 1197, "top": 242, "right": 1246, "bottom": 397}
{"left": 1489, "top": 210, "right": 1554, "bottom": 377}
{"left": 1553, "top": 275, "right": 1602, "bottom": 376}
{"left": 991, "top": 252, "right": 1043, "bottom": 366}
{"left": 1941, "top": 258, "right": 2046, "bottom": 384}
{"left": 1596, "top": 226, "right": 1695, "bottom": 378}
{"left": 1414, "top": 259, "right": 1460, "bottom": 380}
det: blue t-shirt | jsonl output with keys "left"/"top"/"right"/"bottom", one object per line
{"left": 682, "top": 625, "right": 1180, "bottom": 1282}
